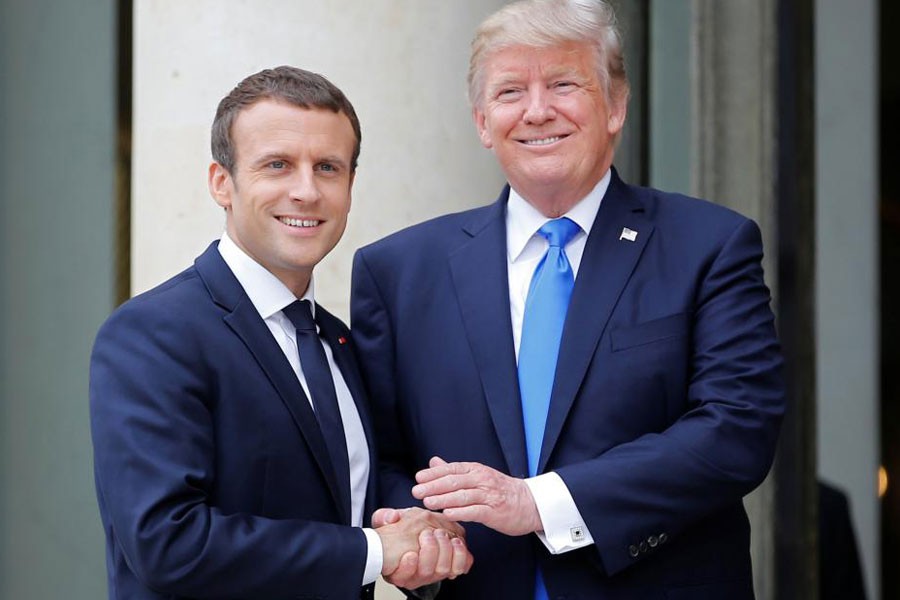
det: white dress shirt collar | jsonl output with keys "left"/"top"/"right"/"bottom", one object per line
{"left": 506, "top": 168, "right": 611, "bottom": 262}
{"left": 217, "top": 232, "right": 315, "bottom": 317}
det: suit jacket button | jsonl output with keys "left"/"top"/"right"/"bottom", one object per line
{"left": 628, "top": 544, "right": 640, "bottom": 557}
{"left": 648, "top": 535, "right": 659, "bottom": 548}
{"left": 639, "top": 541, "right": 649, "bottom": 553}
{"left": 659, "top": 533, "right": 669, "bottom": 544}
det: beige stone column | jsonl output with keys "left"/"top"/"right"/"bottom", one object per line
{"left": 132, "top": 0, "right": 508, "bottom": 322}
{"left": 692, "top": 1, "right": 783, "bottom": 597}
{"left": 691, "top": 1, "right": 826, "bottom": 598}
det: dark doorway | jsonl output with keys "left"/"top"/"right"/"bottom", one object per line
{"left": 880, "top": 1, "right": 899, "bottom": 597}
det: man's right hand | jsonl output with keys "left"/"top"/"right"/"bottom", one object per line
{"left": 374, "top": 507, "right": 473, "bottom": 588}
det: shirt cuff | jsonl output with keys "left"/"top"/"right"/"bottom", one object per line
{"left": 361, "top": 527, "right": 383, "bottom": 586}
{"left": 525, "top": 471, "right": 595, "bottom": 554}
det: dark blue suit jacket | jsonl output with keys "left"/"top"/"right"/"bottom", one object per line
{"left": 90, "top": 242, "right": 377, "bottom": 599}
{"left": 350, "top": 171, "right": 784, "bottom": 599}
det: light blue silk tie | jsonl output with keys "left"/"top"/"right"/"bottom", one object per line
{"left": 517, "top": 217, "right": 580, "bottom": 600}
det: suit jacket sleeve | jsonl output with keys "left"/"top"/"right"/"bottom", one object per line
{"left": 90, "top": 298, "right": 368, "bottom": 598}
{"left": 556, "top": 218, "right": 784, "bottom": 575}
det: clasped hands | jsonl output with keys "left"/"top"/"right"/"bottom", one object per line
{"left": 375, "top": 456, "right": 542, "bottom": 588}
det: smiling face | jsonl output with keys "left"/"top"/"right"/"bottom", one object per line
{"left": 474, "top": 42, "right": 626, "bottom": 217}
{"left": 208, "top": 99, "right": 356, "bottom": 296}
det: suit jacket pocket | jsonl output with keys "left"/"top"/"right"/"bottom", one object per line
{"left": 610, "top": 313, "right": 689, "bottom": 352}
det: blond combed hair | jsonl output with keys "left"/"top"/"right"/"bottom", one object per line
{"left": 468, "top": 0, "right": 629, "bottom": 112}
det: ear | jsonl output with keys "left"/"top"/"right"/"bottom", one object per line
{"left": 607, "top": 95, "right": 628, "bottom": 138}
{"left": 208, "top": 162, "right": 234, "bottom": 209}
{"left": 473, "top": 107, "right": 493, "bottom": 149}
{"left": 347, "top": 170, "right": 356, "bottom": 212}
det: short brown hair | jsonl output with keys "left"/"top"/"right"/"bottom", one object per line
{"left": 211, "top": 66, "right": 362, "bottom": 173}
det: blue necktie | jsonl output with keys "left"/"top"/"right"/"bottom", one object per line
{"left": 282, "top": 300, "right": 351, "bottom": 520}
{"left": 517, "top": 217, "right": 580, "bottom": 600}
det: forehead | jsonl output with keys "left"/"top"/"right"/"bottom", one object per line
{"left": 231, "top": 99, "right": 356, "bottom": 158}
{"left": 482, "top": 42, "right": 598, "bottom": 84}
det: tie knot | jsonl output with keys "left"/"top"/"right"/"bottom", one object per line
{"left": 538, "top": 217, "right": 580, "bottom": 248}
{"left": 282, "top": 299, "right": 316, "bottom": 332}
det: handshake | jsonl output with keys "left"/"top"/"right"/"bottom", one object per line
{"left": 373, "top": 456, "right": 543, "bottom": 589}
{"left": 373, "top": 506, "right": 471, "bottom": 589}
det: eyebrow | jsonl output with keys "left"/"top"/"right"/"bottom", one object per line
{"left": 487, "top": 74, "right": 525, "bottom": 91}
{"left": 250, "top": 152, "right": 288, "bottom": 167}
{"left": 487, "top": 67, "right": 584, "bottom": 90}
{"left": 315, "top": 155, "right": 350, "bottom": 168}
{"left": 250, "top": 152, "right": 350, "bottom": 169}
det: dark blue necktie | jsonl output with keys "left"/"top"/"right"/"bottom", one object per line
{"left": 282, "top": 300, "right": 351, "bottom": 518}
{"left": 516, "top": 217, "right": 580, "bottom": 600}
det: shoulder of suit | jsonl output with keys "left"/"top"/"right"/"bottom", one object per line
{"left": 358, "top": 203, "right": 496, "bottom": 254}
{"left": 93, "top": 263, "right": 215, "bottom": 358}
{"left": 130, "top": 264, "right": 204, "bottom": 304}
{"left": 104, "top": 264, "right": 207, "bottom": 327}
{"left": 625, "top": 182, "right": 751, "bottom": 228}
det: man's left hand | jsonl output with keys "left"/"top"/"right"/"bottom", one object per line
{"left": 412, "top": 457, "right": 542, "bottom": 536}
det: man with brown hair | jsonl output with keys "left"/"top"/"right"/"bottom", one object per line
{"left": 90, "top": 66, "right": 471, "bottom": 600}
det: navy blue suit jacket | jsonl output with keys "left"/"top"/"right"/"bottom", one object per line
{"left": 90, "top": 242, "right": 377, "bottom": 599}
{"left": 350, "top": 171, "right": 784, "bottom": 599}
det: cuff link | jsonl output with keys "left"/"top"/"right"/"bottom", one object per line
{"left": 570, "top": 526, "right": 585, "bottom": 542}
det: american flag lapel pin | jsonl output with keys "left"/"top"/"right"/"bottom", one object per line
{"left": 619, "top": 227, "right": 638, "bottom": 242}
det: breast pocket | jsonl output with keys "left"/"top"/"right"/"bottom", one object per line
{"left": 609, "top": 312, "right": 690, "bottom": 352}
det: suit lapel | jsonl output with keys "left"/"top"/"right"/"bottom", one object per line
{"left": 316, "top": 305, "right": 376, "bottom": 522}
{"left": 317, "top": 307, "right": 374, "bottom": 448}
{"left": 538, "top": 174, "right": 655, "bottom": 472}
{"left": 194, "top": 244, "right": 349, "bottom": 522}
{"left": 448, "top": 191, "right": 530, "bottom": 479}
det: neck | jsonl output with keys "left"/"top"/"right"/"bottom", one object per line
{"left": 513, "top": 167, "right": 611, "bottom": 218}
{"left": 518, "top": 185, "right": 588, "bottom": 218}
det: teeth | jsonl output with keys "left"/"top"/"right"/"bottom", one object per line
{"left": 279, "top": 217, "right": 320, "bottom": 228}
{"left": 524, "top": 136, "right": 562, "bottom": 146}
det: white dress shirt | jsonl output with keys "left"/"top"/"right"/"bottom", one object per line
{"left": 508, "top": 169, "right": 612, "bottom": 554}
{"left": 218, "top": 233, "right": 382, "bottom": 585}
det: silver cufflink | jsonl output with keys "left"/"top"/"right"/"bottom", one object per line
{"left": 570, "top": 526, "right": 585, "bottom": 542}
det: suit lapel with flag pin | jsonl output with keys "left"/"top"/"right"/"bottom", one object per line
{"left": 619, "top": 227, "right": 638, "bottom": 242}
{"left": 541, "top": 184, "right": 654, "bottom": 474}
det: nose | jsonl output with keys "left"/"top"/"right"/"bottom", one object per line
{"left": 290, "top": 168, "right": 322, "bottom": 203}
{"left": 523, "top": 87, "right": 556, "bottom": 125}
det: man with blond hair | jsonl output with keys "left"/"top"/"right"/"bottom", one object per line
{"left": 352, "top": 1, "right": 784, "bottom": 598}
